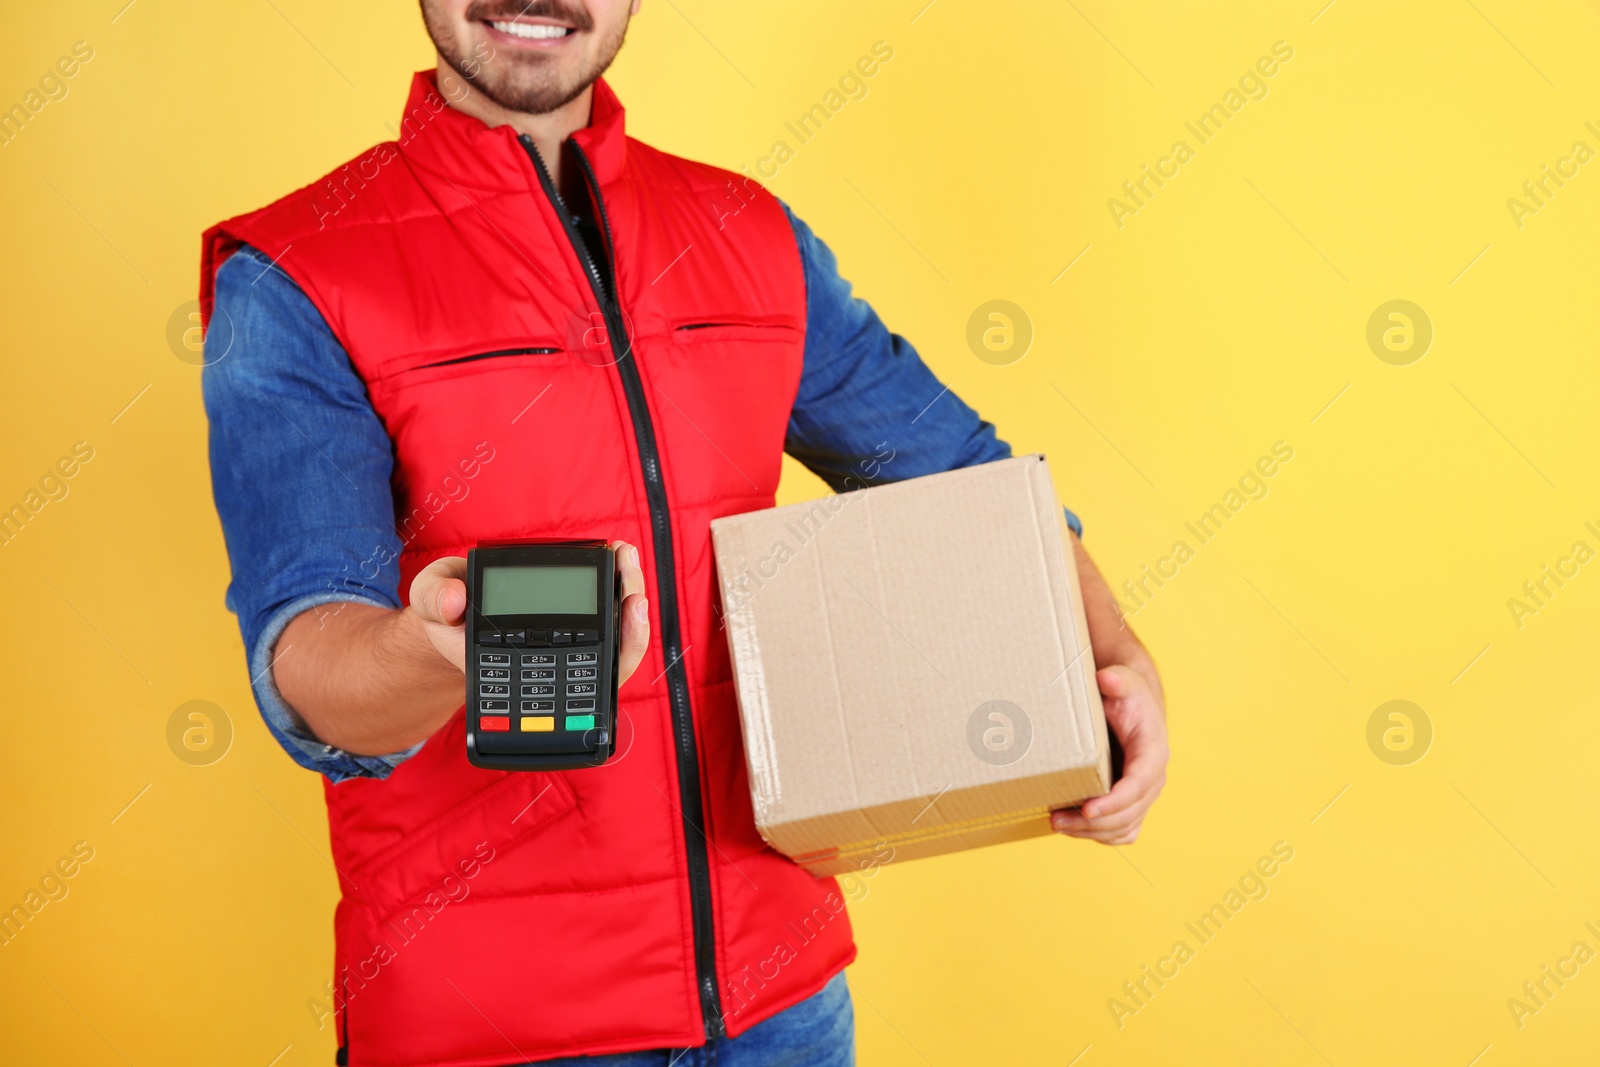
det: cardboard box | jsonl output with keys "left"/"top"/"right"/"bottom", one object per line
{"left": 710, "top": 454, "right": 1110, "bottom": 878}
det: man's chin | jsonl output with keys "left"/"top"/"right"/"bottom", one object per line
{"left": 462, "top": 65, "right": 593, "bottom": 115}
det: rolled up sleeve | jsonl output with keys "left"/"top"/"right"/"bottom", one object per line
{"left": 202, "top": 245, "right": 419, "bottom": 782}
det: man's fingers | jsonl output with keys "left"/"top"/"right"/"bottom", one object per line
{"left": 1081, "top": 736, "right": 1168, "bottom": 818}
{"left": 1054, "top": 799, "right": 1143, "bottom": 831}
{"left": 610, "top": 541, "right": 651, "bottom": 688}
{"left": 1097, "top": 664, "right": 1134, "bottom": 699}
{"left": 616, "top": 593, "right": 650, "bottom": 688}
{"left": 1052, "top": 800, "right": 1150, "bottom": 843}
{"left": 1056, "top": 825, "right": 1145, "bottom": 844}
{"left": 409, "top": 556, "right": 468, "bottom": 625}
{"left": 1057, "top": 823, "right": 1141, "bottom": 845}
{"left": 1083, "top": 665, "right": 1168, "bottom": 819}
{"left": 1061, "top": 745, "right": 1165, "bottom": 835}
{"left": 1083, "top": 757, "right": 1167, "bottom": 819}
{"left": 1053, "top": 660, "right": 1167, "bottom": 843}
{"left": 1082, "top": 754, "right": 1160, "bottom": 819}
{"left": 1096, "top": 665, "right": 1149, "bottom": 740}
{"left": 612, "top": 540, "right": 644, "bottom": 602}
{"left": 1053, "top": 793, "right": 1151, "bottom": 837}
{"left": 1054, "top": 758, "right": 1162, "bottom": 841}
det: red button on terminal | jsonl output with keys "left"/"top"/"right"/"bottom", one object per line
{"left": 479, "top": 716, "right": 510, "bottom": 732}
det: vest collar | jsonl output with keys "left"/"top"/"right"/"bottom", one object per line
{"left": 572, "top": 77, "right": 628, "bottom": 186}
{"left": 397, "top": 68, "right": 628, "bottom": 193}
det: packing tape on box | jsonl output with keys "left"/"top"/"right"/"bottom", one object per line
{"left": 725, "top": 596, "right": 782, "bottom": 818}
{"left": 791, "top": 802, "right": 1053, "bottom": 871}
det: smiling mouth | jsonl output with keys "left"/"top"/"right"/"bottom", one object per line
{"left": 487, "top": 19, "right": 576, "bottom": 40}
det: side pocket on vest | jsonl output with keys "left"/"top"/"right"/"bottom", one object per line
{"left": 346, "top": 771, "right": 577, "bottom": 917}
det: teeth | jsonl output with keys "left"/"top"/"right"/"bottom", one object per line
{"left": 490, "top": 20, "right": 571, "bottom": 39}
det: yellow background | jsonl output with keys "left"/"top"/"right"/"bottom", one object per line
{"left": 3, "top": 0, "right": 1598, "bottom": 1064}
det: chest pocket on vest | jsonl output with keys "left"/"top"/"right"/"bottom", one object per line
{"left": 667, "top": 316, "right": 799, "bottom": 350}
{"left": 364, "top": 337, "right": 642, "bottom": 558}
{"left": 632, "top": 315, "right": 803, "bottom": 504}
{"left": 372, "top": 341, "right": 568, "bottom": 391}
{"left": 411, "top": 345, "right": 562, "bottom": 370}
{"left": 670, "top": 320, "right": 799, "bottom": 347}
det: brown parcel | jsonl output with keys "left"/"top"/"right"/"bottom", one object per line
{"left": 709, "top": 454, "right": 1110, "bottom": 879}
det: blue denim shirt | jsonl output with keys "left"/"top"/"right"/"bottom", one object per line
{"left": 203, "top": 205, "right": 1081, "bottom": 782}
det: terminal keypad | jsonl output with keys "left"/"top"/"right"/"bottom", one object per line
{"left": 476, "top": 647, "right": 607, "bottom": 738}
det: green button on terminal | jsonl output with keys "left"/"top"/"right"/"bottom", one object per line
{"left": 565, "top": 714, "right": 596, "bottom": 732}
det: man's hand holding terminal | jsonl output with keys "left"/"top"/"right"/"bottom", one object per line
{"left": 275, "top": 540, "right": 650, "bottom": 758}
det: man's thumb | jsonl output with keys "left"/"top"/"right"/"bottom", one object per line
{"left": 409, "top": 556, "right": 468, "bottom": 624}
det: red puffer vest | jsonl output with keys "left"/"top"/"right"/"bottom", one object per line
{"left": 201, "top": 71, "right": 855, "bottom": 1066}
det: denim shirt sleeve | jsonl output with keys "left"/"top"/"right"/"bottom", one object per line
{"left": 202, "top": 245, "right": 421, "bottom": 782}
{"left": 781, "top": 205, "right": 1082, "bottom": 536}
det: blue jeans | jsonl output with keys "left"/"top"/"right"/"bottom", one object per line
{"left": 524, "top": 972, "right": 854, "bottom": 1067}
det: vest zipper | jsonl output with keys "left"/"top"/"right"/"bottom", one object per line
{"left": 517, "top": 133, "right": 726, "bottom": 1040}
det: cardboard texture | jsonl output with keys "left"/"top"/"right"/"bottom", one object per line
{"left": 710, "top": 454, "right": 1110, "bottom": 878}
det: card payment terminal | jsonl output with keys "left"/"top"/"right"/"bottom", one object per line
{"left": 465, "top": 540, "right": 620, "bottom": 770}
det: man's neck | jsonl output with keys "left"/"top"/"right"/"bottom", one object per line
{"left": 437, "top": 57, "right": 592, "bottom": 190}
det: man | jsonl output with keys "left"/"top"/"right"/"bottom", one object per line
{"left": 201, "top": 1, "right": 1168, "bottom": 1064}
